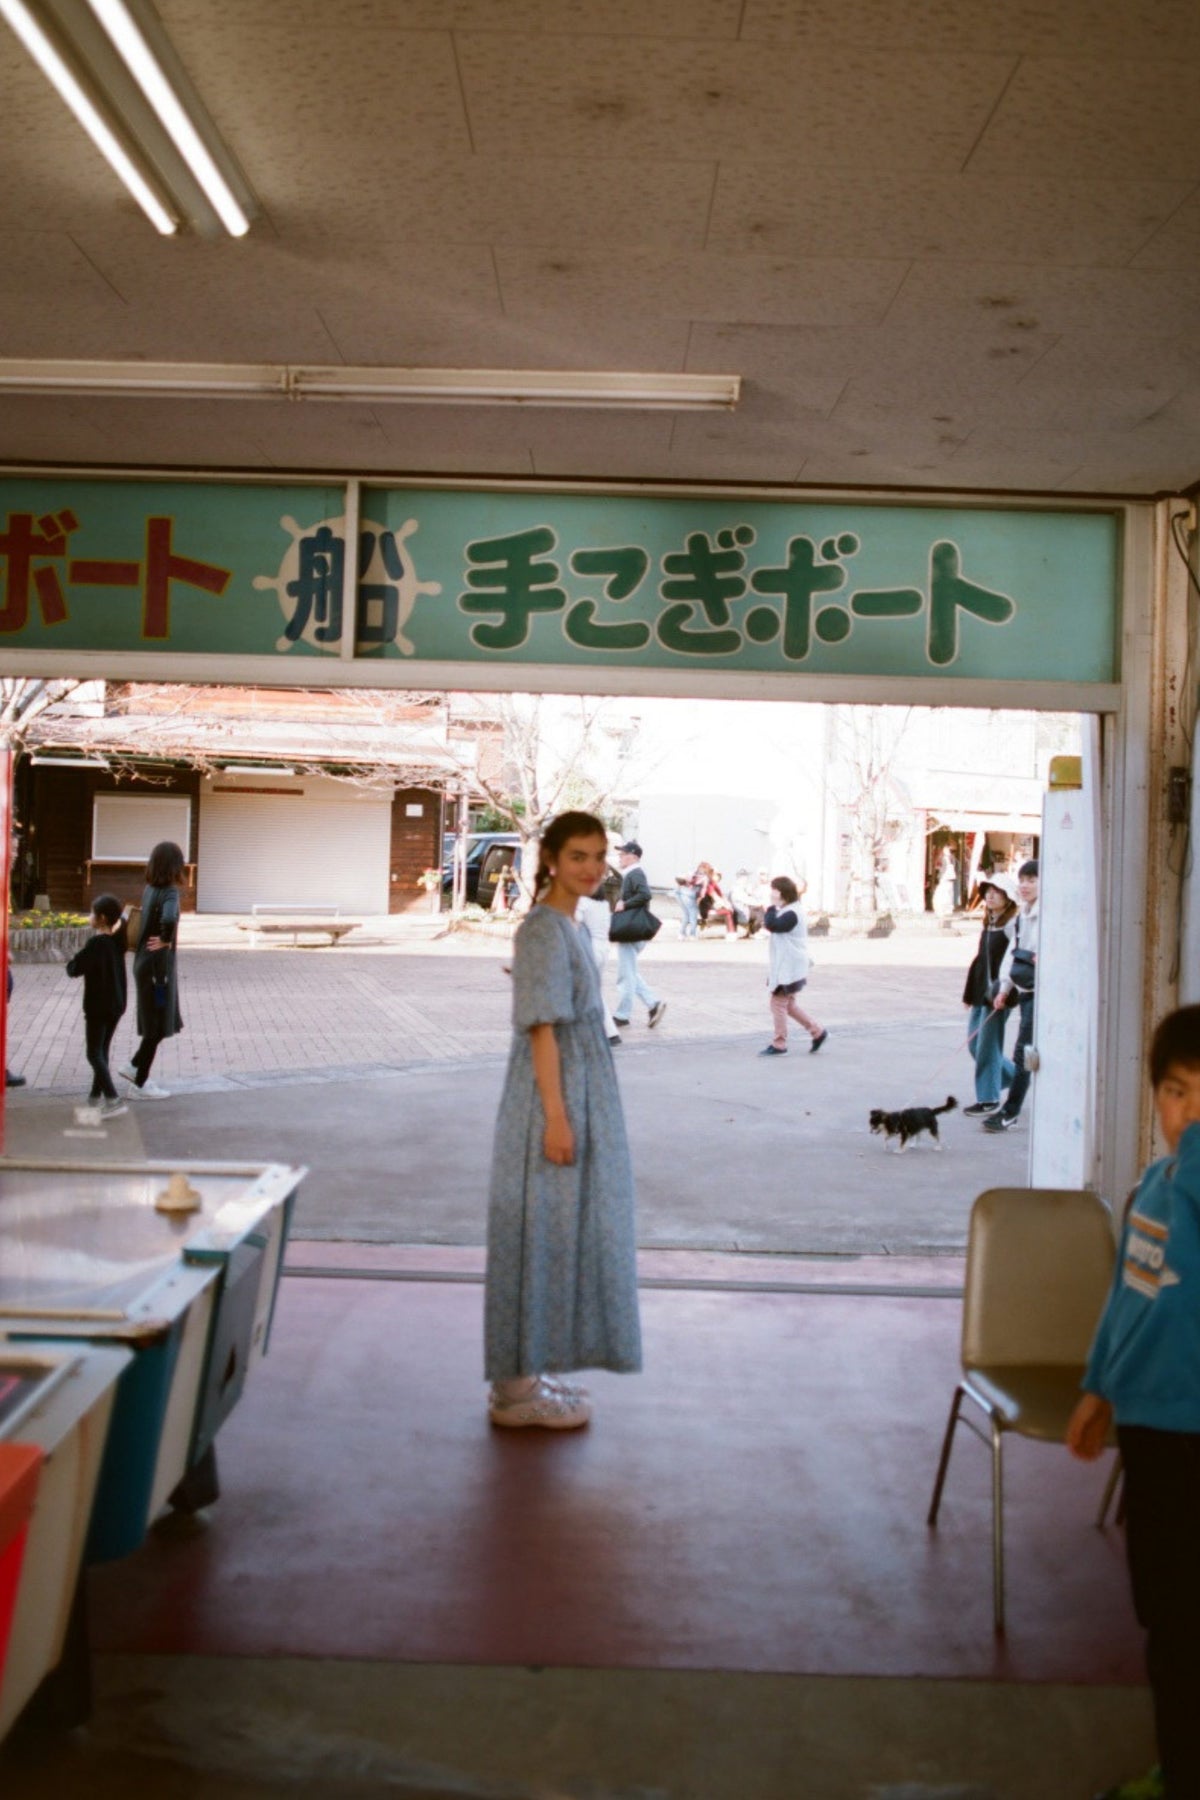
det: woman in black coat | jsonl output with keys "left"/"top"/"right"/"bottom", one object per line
{"left": 119, "top": 839, "right": 185, "bottom": 1099}
{"left": 961, "top": 870, "right": 1018, "bottom": 1118}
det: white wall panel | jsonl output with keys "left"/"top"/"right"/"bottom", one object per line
{"left": 197, "top": 773, "right": 389, "bottom": 914}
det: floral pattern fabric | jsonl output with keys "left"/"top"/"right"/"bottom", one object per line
{"left": 484, "top": 904, "right": 642, "bottom": 1381}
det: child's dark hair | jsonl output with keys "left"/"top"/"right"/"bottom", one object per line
{"left": 771, "top": 875, "right": 799, "bottom": 905}
{"left": 1018, "top": 858, "right": 1038, "bottom": 878}
{"left": 91, "top": 893, "right": 123, "bottom": 927}
{"left": 145, "top": 840, "right": 185, "bottom": 886}
{"left": 534, "top": 811, "right": 607, "bottom": 898}
{"left": 1149, "top": 1005, "right": 1200, "bottom": 1086}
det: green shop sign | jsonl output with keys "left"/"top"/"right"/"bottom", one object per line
{"left": 0, "top": 477, "right": 1119, "bottom": 684}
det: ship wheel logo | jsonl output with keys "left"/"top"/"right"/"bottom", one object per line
{"left": 254, "top": 514, "right": 441, "bottom": 655}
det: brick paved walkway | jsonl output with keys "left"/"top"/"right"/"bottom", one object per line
{"left": 10, "top": 912, "right": 974, "bottom": 1096}
{"left": 4, "top": 914, "right": 1026, "bottom": 1252}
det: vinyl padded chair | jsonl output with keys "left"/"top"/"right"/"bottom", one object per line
{"left": 927, "top": 1186, "right": 1117, "bottom": 1632}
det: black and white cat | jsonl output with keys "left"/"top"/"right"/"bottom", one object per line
{"left": 869, "top": 1095, "right": 957, "bottom": 1153}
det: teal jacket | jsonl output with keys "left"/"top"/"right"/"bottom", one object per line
{"left": 1084, "top": 1120, "right": 1200, "bottom": 1432}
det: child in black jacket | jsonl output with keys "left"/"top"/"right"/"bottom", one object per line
{"left": 66, "top": 893, "right": 128, "bottom": 1117}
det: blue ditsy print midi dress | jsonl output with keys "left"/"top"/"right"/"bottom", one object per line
{"left": 484, "top": 903, "right": 642, "bottom": 1382}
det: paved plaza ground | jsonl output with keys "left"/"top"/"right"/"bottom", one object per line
{"left": 5, "top": 911, "right": 1025, "bottom": 1255}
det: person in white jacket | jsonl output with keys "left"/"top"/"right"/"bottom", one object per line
{"left": 759, "top": 877, "right": 828, "bottom": 1057}
{"left": 575, "top": 880, "right": 623, "bottom": 1046}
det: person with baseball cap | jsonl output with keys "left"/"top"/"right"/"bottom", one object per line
{"left": 612, "top": 842, "right": 667, "bottom": 1031}
{"left": 961, "top": 869, "right": 1020, "bottom": 1117}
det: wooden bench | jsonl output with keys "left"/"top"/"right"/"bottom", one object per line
{"left": 237, "top": 906, "right": 360, "bottom": 947}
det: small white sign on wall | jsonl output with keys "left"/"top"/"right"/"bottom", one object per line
{"left": 405, "top": 803, "right": 424, "bottom": 817}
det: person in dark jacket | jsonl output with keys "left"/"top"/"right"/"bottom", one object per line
{"left": 119, "top": 839, "right": 185, "bottom": 1099}
{"left": 611, "top": 841, "right": 666, "bottom": 1029}
{"left": 961, "top": 870, "right": 1019, "bottom": 1117}
{"left": 66, "top": 892, "right": 128, "bottom": 1116}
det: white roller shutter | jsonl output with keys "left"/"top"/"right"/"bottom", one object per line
{"left": 197, "top": 773, "right": 390, "bottom": 913}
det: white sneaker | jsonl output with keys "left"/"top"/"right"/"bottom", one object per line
{"left": 118, "top": 1062, "right": 138, "bottom": 1083}
{"left": 133, "top": 1079, "right": 171, "bottom": 1099}
{"left": 100, "top": 1098, "right": 129, "bottom": 1119}
{"left": 488, "top": 1376, "right": 591, "bottom": 1430}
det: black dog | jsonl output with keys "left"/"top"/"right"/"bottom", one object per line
{"left": 869, "top": 1095, "right": 957, "bottom": 1153}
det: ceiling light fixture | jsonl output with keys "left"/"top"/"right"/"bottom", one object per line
{"left": 30, "top": 753, "right": 111, "bottom": 768}
{"left": 0, "top": 0, "right": 254, "bottom": 236}
{"left": 219, "top": 765, "right": 297, "bottom": 776}
{"left": 0, "top": 0, "right": 176, "bottom": 231}
{"left": 85, "top": 0, "right": 249, "bottom": 235}
{"left": 0, "top": 359, "right": 741, "bottom": 410}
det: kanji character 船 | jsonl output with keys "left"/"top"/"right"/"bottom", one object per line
{"left": 356, "top": 527, "right": 403, "bottom": 648}
{"left": 280, "top": 523, "right": 344, "bottom": 645}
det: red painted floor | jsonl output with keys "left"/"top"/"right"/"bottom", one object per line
{"left": 88, "top": 1250, "right": 1143, "bottom": 1684}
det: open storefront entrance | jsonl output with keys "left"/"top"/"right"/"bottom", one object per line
{"left": 0, "top": 470, "right": 1161, "bottom": 1211}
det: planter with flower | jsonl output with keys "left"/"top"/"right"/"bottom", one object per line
{"left": 8, "top": 911, "right": 92, "bottom": 962}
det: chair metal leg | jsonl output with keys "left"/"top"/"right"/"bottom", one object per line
{"left": 991, "top": 1419, "right": 1005, "bottom": 1634}
{"left": 1096, "top": 1452, "right": 1124, "bottom": 1528}
{"left": 927, "top": 1384, "right": 965, "bottom": 1526}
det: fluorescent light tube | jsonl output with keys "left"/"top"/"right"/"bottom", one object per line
{"left": 85, "top": 0, "right": 249, "bottom": 236}
{"left": 296, "top": 367, "right": 741, "bottom": 409}
{"left": 0, "top": 360, "right": 742, "bottom": 410}
{"left": 0, "top": 0, "right": 177, "bottom": 232}
{"left": 30, "top": 754, "right": 111, "bottom": 767}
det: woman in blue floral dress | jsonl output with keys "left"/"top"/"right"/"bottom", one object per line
{"left": 485, "top": 811, "right": 642, "bottom": 1429}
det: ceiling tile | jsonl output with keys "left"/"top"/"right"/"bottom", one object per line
{"left": 456, "top": 33, "right": 1012, "bottom": 169}
{"left": 162, "top": 17, "right": 470, "bottom": 227}
{"left": 741, "top": 0, "right": 1200, "bottom": 59}
{"left": 0, "top": 39, "right": 151, "bottom": 231}
{"left": 495, "top": 249, "right": 906, "bottom": 328}
{"left": 686, "top": 324, "right": 860, "bottom": 406}
{"left": 527, "top": 414, "right": 675, "bottom": 477}
{"left": 977, "top": 356, "right": 1186, "bottom": 432}
{"left": 709, "top": 165, "right": 1191, "bottom": 264}
{"left": 314, "top": 309, "right": 689, "bottom": 372}
{"left": 886, "top": 262, "right": 1200, "bottom": 343}
{"left": 443, "top": 0, "right": 741, "bottom": 32}
{"left": 946, "top": 426, "right": 1089, "bottom": 488}
{"left": 0, "top": 396, "right": 111, "bottom": 465}
{"left": 42, "top": 398, "right": 285, "bottom": 468}
{"left": 1130, "top": 190, "right": 1200, "bottom": 270}
{"left": 0, "top": 233, "right": 123, "bottom": 302}
{"left": 248, "top": 402, "right": 492, "bottom": 474}
{"left": 165, "top": 0, "right": 742, "bottom": 32}
{"left": 969, "top": 58, "right": 1200, "bottom": 180}
{"left": 263, "top": 158, "right": 715, "bottom": 252}
{"left": 1057, "top": 432, "right": 1200, "bottom": 492}
{"left": 663, "top": 440, "right": 805, "bottom": 483}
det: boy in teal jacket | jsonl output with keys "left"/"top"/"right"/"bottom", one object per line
{"left": 1068, "top": 1004, "right": 1200, "bottom": 1800}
